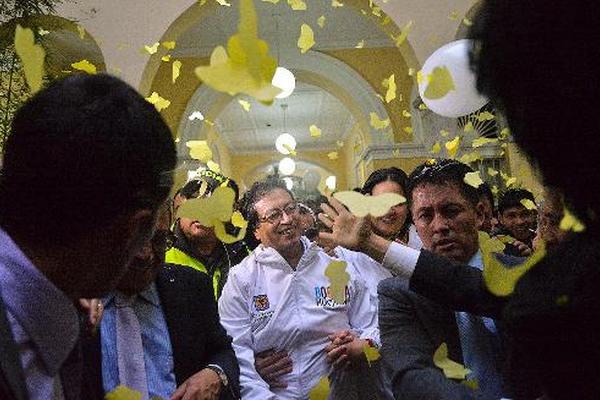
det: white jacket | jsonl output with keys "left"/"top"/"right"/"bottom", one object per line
{"left": 218, "top": 237, "right": 379, "bottom": 400}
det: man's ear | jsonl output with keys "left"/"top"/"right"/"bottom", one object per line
{"left": 475, "top": 201, "right": 485, "bottom": 231}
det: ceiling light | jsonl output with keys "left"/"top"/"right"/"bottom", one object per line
{"left": 275, "top": 133, "right": 296, "bottom": 155}
{"left": 279, "top": 157, "right": 296, "bottom": 176}
{"left": 325, "top": 175, "right": 337, "bottom": 191}
{"left": 273, "top": 67, "right": 296, "bottom": 99}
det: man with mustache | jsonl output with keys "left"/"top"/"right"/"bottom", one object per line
{"left": 377, "top": 159, "right": 508, "bottom": 399}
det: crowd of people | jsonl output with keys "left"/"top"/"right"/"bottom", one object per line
{"left": 1, "top": 0, "right": 599, "bottom": 399}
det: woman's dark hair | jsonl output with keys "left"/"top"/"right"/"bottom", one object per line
{"left": 361, "top": 167, "right": 408, "bottom": 196}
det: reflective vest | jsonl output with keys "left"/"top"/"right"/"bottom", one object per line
{"left": 165, "top": 247, "right": 221, "bottom": 299}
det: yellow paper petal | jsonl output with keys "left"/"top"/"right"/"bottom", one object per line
{"left": 487, "top": 167, "right": 498, "bottom": 177}
{"left": 186, "top": 140, "right": 213, "bottom": 163}
{"left": 262, "top": 0, "right": 280, "bottom": 3}
{"left": 431, "top": 142, "right": 441, "bottom": 154}
{"left": 402, "top": 110, "right": 412, "bottom": 118}
{"left": 283, "top": 143, "right": 297, "bottom": 156}
{"left": 477, "top": 111, "right": 495, "bottom": 121}
{"left": 472, "top": 137, "right": 497, "bottom": 148}
{"left": 207, "top": 160, "right": 221, "bottom": 173}
{"left": 161, "top": 55, "right": 171, "bottom": 62}
{"left": 325, "top": 260, "right": 350, "bottom": 304}
{"left": 462, "top": 17, "right": 473, "bottom": 27}
{"left": 332, "top": 0, "right": 344, "bottom": 7}
{"left": 394, "top": 20, "right": 413, "bottom": 47}
{"left": 310, "top": 124, "right": 322, "bottom": 138}
{"left": 38, "top": 28, "right": 49, "bottom": 36}
{"left": 440, "top": 129, "right": 450, "bottom": 137}
{"left": 71, "top": 59, "right": 97, "bottom": 74}
{"left": 238, "top": 99, "right": 251, "bottom": 112}
{"left": 327, "top": 151, "right": 338, "bottom": 160}
{"left": 216, "top": 0, "right": 232, "bottom": 6}
{"left": 363, "top": 344, "right": 381, "bottom": 366}
{"left": 449, "top": 11, "right": 459, "bottom": 21}
{"left": 459, "top": 151, "right": 482, "bottom": 165}
{"left": 161, "top": 41, "right": 176, "bottom": 49}
{"left": 317, "top": 15, "right": 326, "bottom": 28}
{"left": 433, "top": 343, "right": 471, "bottom": 380}
{"left": 144, "top": 42, "right": 160, "bottom": 55}
{"left": 333, "top": 191, "right": 405, "bottom": 218}
{"left": 355, "top": 40, "right": 365, "bottom": 49}
{"left": 77, "top": 25, "right": 86, "bottom": 39}
{"left": 505, "top": 177, "right": 517, "bottom": 187}
{"left": 560, "top": 208, "right": 585, "bottom": 232}
{"left": 445, "top": 136, "right": 461, "bottom": 158}
{"left": 288, "top": 0, "right": 307, "bottom": 10}
{"left": 145, "top": 92, "right": 171, "bottom": 111}
{"left": 464, "top": 171, "right": 484, "bottom": 188}
{"left": 463, "top": 121, "right": 474, "bottom": 133}
{"left": 309, "top": 376, "right": 330, "bottom": 400}
{"left": 105, "top": 385, "right": 142, "bottom": 400}
{"left": 520, "top": 199, "right": 537, "bottom": 210}
{"left": 172, "top": 60, "right": 182, "bottom": 83}
{"left": 480, "top": 231, "right": 546, "bottom": 296}
{"left": 176, "top": 186, "right": 235, "bottom": 226}
{"left": 14, "top": 25, "right": 46, "bottom": 94}
{"left": 370, "top": 113, "right": 390, "bottom": 130}
{"left": 231, "top": 211, "right": 248, "bottom": 228}
{"left": 424, "top": 66, "right": 456, "bottom": 100}
{"left": 382, "top": 74, "right": 396, "bottom": 103}
{"left": 298, "top": 24, "right": 315, "bottom": 54}
{"left": 499, "top": 127, "right": 511, "bottom": 140}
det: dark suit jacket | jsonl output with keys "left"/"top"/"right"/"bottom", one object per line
{"left": 378, "top": 277, "right": 489, "bottom": 400}
{"left": 0, "top": 297, "right": 28, "bottom": 400}
{"left": 82, "top": 264, "right": 240, "bottom": 399}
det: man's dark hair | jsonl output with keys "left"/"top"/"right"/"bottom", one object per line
{"left": 362, "top": 167, "right": 409, "bottom": 196}
{"left": 478, "top": 182, "right": 496, "bottom": 215}
{"left": 0, "top": 74, "right": 176, "bottom": 243}
{"left": 407, "top": 159, "right": 479, "bottom": 206}
{"left": 180, "top": 171, "right": 240, "bottom": 202}
{"left": 238, "top": 176, "right": 293, "bottom": 233}
{"left": 498, "top": 188, "right": 535, "bottom": 215}
{"left": 469, "top": 0, "right": 598, "bottom": 224}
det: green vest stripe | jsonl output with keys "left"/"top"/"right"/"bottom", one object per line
{"left": 165, "top": 247, "right": 220, "bottom": 299}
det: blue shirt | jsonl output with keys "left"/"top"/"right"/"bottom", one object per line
{"left": 0, "top": 228, "right": 79, "bottom": 400}
{"left": 101, "top": 283, "right": 177, "bottom": 399}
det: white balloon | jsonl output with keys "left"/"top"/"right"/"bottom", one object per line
{"left": 418, "top": 39, "right": 488, "bottom": 118}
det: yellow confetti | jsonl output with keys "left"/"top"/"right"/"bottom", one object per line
{"left": 464, "top": 171, "right": 484, "bottom": 188}
{"left": 336, "top": 140, "right": 344, "bottom": 148}
{"left": 392, "top": 149, "right": 401, "bottom": 157}
{"left": 331, "top": 0, "right": 344, "bottom": 7}
{"left": 298, "top": 24, "right": 315, "bottom": 54}
{"left": 424, "top": 66, "right": 456, "bottom": 100}
{"left": 144, "top": 42, "right": 160, "bottom": 55}
{"left": 310, "top": 124, "right": 322, "bottom": 138}
{"left": 161, "top": 41, "right": 176, "bottom": 49}
{"left": 431, "top": 142, "right": 441, "bottom": 154}
{"left": 459, "top": 151, "right": 482, "bottom": 164}
{"left": 325, "top": 260, "right": 350, "bottom": 304}
{"left": 308, "top": 376, "right": 330, "bottom": 400}
{"left": 238, "top": 99, "right": 251, "bottom": 112}
{"left": 499, "top": 127, "right": 511, "bottom": 139}
{"left": 262, "top": 0, "right": 280, "bottom": 3}
{"left": 418, "top": 103, "right": 428, "bottom": 110}
{"left": 445, "top": 136, "right": 461, "bottom": 158}
{"left": 363, "top": 344, "right": 381, "bottom": 366}
{"left": 207, "top": 160, "right": 221, "bottom": 173}
{"left": 333, "top": 191, "right": 406, "bottom": 218}
{"left": 477, "top": 111, "right": 495, "bottom": 121}
{"left": 105, "top": 385, "right": 142, "bottom": 400}
{"left": 283, "top": 143, "right": 297, "bottom": 156}
{"left": 520, "top": 199, "right": 537, "bottom": 210}
{"left": 176, "top": 186, "right": 235, "bottom": 226}
{"left": 145, "top": 92, "right": 171, "bottom": 112}
{"left": 487, "top": 167, "right": 498, "bottom": 177}
{"left": 186, "top": 140, "right": 213, "bottom": 163}
{"left": 560, "top": 208, "right": 586, "bottom": 232}
{"left": 71, "top": 59, "right": 97, "bottom": 74}
{"left": 355, "top": 40, "right": 365, "bottom": 49}
{"left": 38, "top": 28, "right": 49, "bottom": 36}
{"left": 462, "top": 17, "right": 473, "bottom": 26}
{"left": 403, "top": 126, "right": 413, "bottom": 134}
{"left": 440, "top": 129, "right": 450, "bottom": 137}
{"left": 327, "top": 151, "right": 338, "bottom": 160}
{"left": 195, "top": 0, "right": 281, "bottom": 103}
{"left": 14, "top": 25, "right": 46, "bottom": 94}
{"left": 216, "top": 0, "right": 232, "bottom": 5}
{"left": 370, "top": 113, "right": 390, "bottom": 130}
{"left": 231, "top": 211, "right": 247, "bottom": 228}
{"left": 449, "top": 11, "right": 459, "bottom": 21}
{"left": 382, "top": 74, "right": 396, "bottom": 103}
{"left": 317, "top": 15, "right": 326, "bottom": 28}
{"left": 161, "top": 55, "right": 171, "bottom": 62}
{"left": 77, "top": 25, "right": 86, "bottom": 39}
{"left": 463, "top": 121, "right": 474, "bottom": 133}
{"left": 402, "top": 110, "right": 411, "bottom": 118}
{"left": 433, "top": 343, "right": 471, "bottom": 380}
{"left": 472, "top": 137, "right": 497, "bottom": 148}
{"left": 288, "top": 0, "right": 307, "bottom": 10}
{"left": 408, "top": 68, "right": 415, "bottom": 76}
{"left": 505, "top": 177, "right": 517, "bottom": 187}
{"left": 394, "top": 20, "right": 413, "bottom": 47}
{"left": 172, "top": 60, "right": 182, "bottom": 83}
{"left": 480, "top": 231, "right": 546, "bottom": 296}
{"left": 416, "top": 70, "right": 423, "bottom": 85}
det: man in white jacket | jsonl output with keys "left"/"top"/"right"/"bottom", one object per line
{"left": 218, "top": 178, "right": 380, "bottom": 399}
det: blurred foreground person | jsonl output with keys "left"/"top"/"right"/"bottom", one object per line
{"left": 0, "top": 74, "right": 176, "bottom": 400}
{"left": 82, "top": 203, "right": 239, "bottom": 400}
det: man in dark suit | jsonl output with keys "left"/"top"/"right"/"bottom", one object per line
{"left": 82, "top": 204, "right": 240, "bottom": 400}
{"left": 377, "top": 160, "right": 506, "bottom": 399}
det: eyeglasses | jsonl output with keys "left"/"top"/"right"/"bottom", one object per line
{"left": 259, "top": 202, "right": 299, "bottom": 224}
{"left": 151, "top": 229, "right": 176, "bottom": 253}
